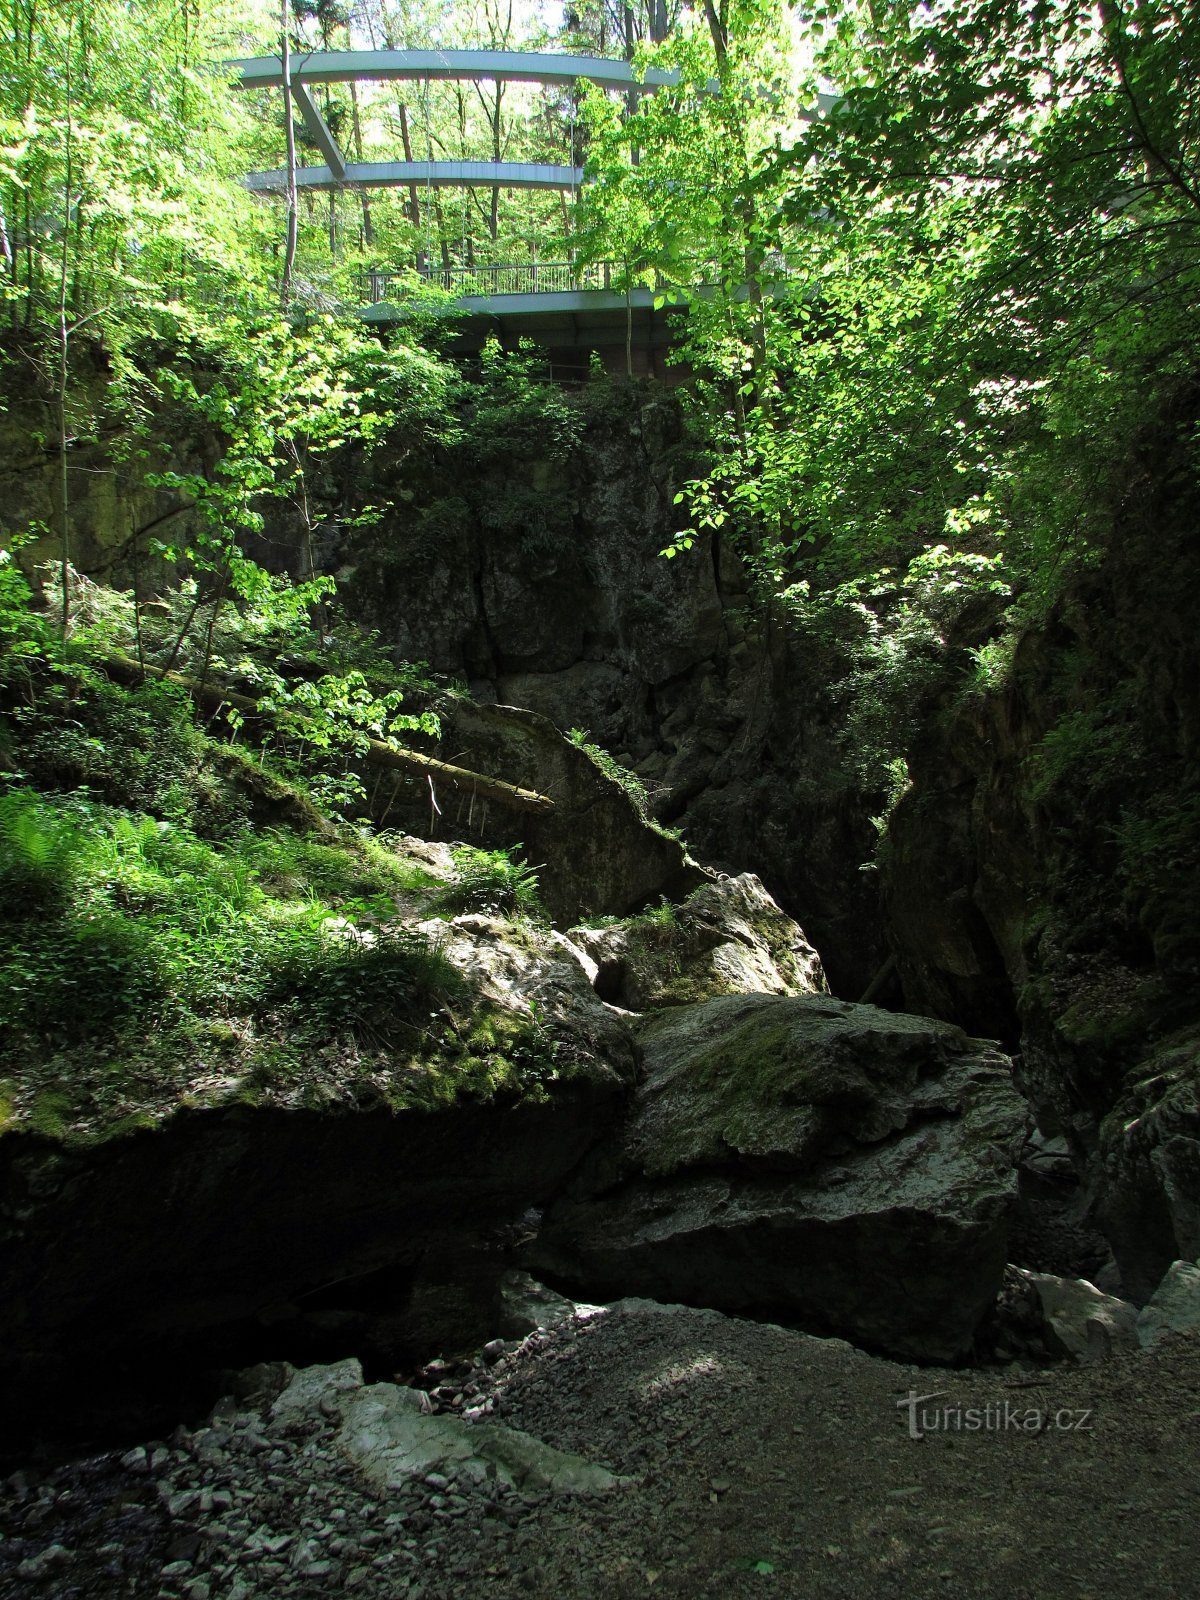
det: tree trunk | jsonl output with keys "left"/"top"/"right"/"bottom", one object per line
{"left": 398, "top": 103, "right": 422, "bottom": 245}
{"left": 56, "top": 20, "right": 75, "bottom": 645}
{"left": 101, "top": 653, "right": 555, "bottom": 815}
{"left": 280, "top": 7, "right": 299, "bottom": 312}
{"left": 349, "top": 82, "right": 374, "bottom": 247}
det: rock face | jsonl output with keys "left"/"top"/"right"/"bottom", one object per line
{"left": 1096, "top": 1027, "right": 1200, "bottom": 1300}
{"left": 337, "top": 377, "right": 1200, "bottom": 1294}
{"left": 874, "top": 417, "right": 1200, "bottom": 1298}
{"left": 532, "top": 993, "right": 1026, "bottom": 1360}
{"left": 429, "top": 699, "right": 705, "bottom": 924}
{"left": 569, "top": 873, "right": 827, "bottom": 1010}
{"left": 339, "top": 385, "right": 885, "bottom": 995}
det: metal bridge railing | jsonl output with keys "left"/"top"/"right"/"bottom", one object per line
{"left": 364, "top": 261, "right": 615, "bottom": 302}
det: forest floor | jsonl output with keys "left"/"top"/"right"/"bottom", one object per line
{"left": 2, "top": 1299, "right": 1198, "bottom": 1600}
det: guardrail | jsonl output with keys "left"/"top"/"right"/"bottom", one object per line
{"left": 362, "top": 256, "right": 803, "bottom": 307}
{"left": 364, "top": 261, "right": 616, "bottom": 302}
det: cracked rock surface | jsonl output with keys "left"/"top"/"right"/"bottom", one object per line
{"left": 533, "top": 994, "right": 1027, "bottom": 1359}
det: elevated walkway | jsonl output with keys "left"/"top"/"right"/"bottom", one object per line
{"left": 231, "top": 47, "right": 837, "bottom": 194}
{"left": 233, "top": 46, "right": 824, "bottom": 370}
{"left": 362, "top": 268, "right": 679, "bottom": 377}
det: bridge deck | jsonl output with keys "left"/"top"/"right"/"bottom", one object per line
{"left": 362, "top": 284, "right": 680, "bottom": 376}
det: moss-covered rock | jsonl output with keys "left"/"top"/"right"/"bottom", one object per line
{"left": 568, "top": 873, "right": 826, "bottom": 1011}
{"left": 531, "top": 993, "right": 1025, "bottom": 1360}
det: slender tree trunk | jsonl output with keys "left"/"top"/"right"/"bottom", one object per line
{"left": 398, "top": 104, "right": 420, "bottom": 227}
{"left": 702, "top": 0, "right": 728, "bottom": 70}
{"left": 280, "top": 6, "right": 299, "bottom": 312}
{"left": 625, "top": 260, "right": 633, "bottom": 378}
{"left": 56, "top": 19, "right": 74, "bottom": 645}
{"left": 397, "top": 101, "right": 425, "bottom": 269}
{"left": 421, "top": 92, "right": 450, "bottom": 274}
{"left": 435, "top": 192, "right": 451, "bottom": 274}
{"left": 348, "top": 82, "right": 374, "bottom": 247}
{"left": 0, "top": 198, "right": 11, "bottom": 274}
{"left": 22, "top": 186, "right": 33, "bottom": 328}
{"left": 624, "top": 5, "right": 639, "bottom": 161}
{"left": 490, "top": 84, "right": 504, "bottom": 242}
{"left": 319, "top": 45, "right": 339, "bottom": 262}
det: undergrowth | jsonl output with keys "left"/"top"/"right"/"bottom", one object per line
{"left": 0, "top": 598, "right": 576, "bottom": 1142}
{"left": 432, "top": 844, "right": 545, "bottom": 920}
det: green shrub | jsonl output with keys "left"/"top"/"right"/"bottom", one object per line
{"left": 434, "top": 845, "right": 545, "bottom": 920}
{"left": 0, "top": 910, "right": 166, "bottom": 1042}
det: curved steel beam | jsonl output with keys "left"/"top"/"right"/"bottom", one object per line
{"left": 245, "top": 159, "right": 585, "bottom": 194}
{"left": 230, "top": 48, "right": 693, "bottom": 94}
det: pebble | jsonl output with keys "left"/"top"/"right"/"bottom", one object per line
{"left": 4, "top": 1302, "right": 1196, "bottom": 1600}
{"left": 17, "top": 1544, "right": 71, "bottom": 1578}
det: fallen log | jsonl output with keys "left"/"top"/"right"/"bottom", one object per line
{"left": 101, "top": 651, "right": 555, "bottom": 816}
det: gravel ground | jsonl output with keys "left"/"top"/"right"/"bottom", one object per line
{"left": 2, "top": 1301, "right": 1198, "bottom": 1600}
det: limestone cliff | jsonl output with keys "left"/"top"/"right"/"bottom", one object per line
{"left": 335, "top": 383, "right": 884, "bottom": 997}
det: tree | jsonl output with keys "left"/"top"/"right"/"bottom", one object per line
{"left": 0, "top": 0, "right": 274, "bottom": 330}
{"left": 571, "top": 0, "right": 1200, "bottom": 796}
{"left": 764, "top": 0, "right": 1200, "bottom": 594}
{"left": 575, "top": 2, "right": 807, "bottom": 570}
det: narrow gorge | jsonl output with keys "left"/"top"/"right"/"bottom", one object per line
{"left": 3, "top": 373, "right": 1199, "bottom": 1599}
{"left": 3, "top": 1, "right": 1200, "bottom": 1593}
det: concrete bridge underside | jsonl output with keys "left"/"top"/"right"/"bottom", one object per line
{"left": 365, "top": 284, "right": 684, "bottom": 380}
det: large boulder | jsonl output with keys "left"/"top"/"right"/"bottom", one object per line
{"left": 1011, "top": 1270, "right": 1140, "bottom": 1362}
{"left": 568, "top": 873, "right": 826, "bottom": 1010}
{"left": 531, "top": 993, "right": 1026, "bottom": 1360}
{"left": 0, "top": 916, "right": 636, "bottom": 1454}
{"left": 1136, "top": 1258, "right": 1200, "bottom": 1348}
{"left": 338, "top": 1382, "right": 628, "bottom": 1495}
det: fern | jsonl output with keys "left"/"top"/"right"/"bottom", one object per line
{"left": 0, "top": 791, "right": 79, "bottom": 915}
{"left": 434, "top": 845, "right": 545, "bottom": 920}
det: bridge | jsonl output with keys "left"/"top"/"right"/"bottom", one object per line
{"left": 232, "top": 47, "right": 831, "bottom": 369}
{"left": 364, "top": 263, "right": 675, "bottom": 378}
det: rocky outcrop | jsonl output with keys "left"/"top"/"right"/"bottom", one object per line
{"left": 258, "top": 1355, "right": 628, "bottom": 1496}
{"left": 1096, "top": 1027, "right": 1200, "bottom": 1300}
{"left": 339, "top": 384, "right": 885, "bottom": 995}
{"left": 336, "top": 1375, "right": 627, "bottom": 1496}
{"left": 0, "top": 917, "right": 637, "bottom": 1453}
{"left": 1136, "top": 1258, "right": 1200, "bottom": 1348}
{"left": 425, "top": 699, "right": 705, "bottom": 923}
{"left": 531, "top": 993, "right": 1026, "bottom": 1360}
{"left": 880, "top": 414, "right": 1200, "bottom": 1296}
{"left": 1011, "top": 1270, "right": 1140, "bottom": 1362}
{"left": 568, "top": 872, "right": 827, "bottom": 1009}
